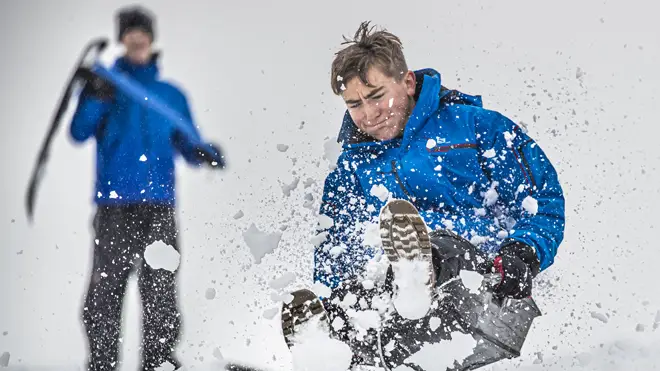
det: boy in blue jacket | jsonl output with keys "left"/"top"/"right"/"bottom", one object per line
{"left": 71, "top": 6, "right": 223, "bottom": 371}
{"left": 282, "top": 21, "right": 565, "bottom": 368}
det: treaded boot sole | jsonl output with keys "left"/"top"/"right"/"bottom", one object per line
{"left": 281, "top": 288, "right": 328, "bottom": 348}
{"left": 379, "top": 199, "right": 434, "bottom": 286}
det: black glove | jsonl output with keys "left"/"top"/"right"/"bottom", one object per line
{"left": 195, "top": 142, "right": 226, "bottom": 169}
{"left": 76, "top": 66, "right": 114, "bottom": 101}
{"left": 492, "top": 241, "right": 540, "bottom": 299}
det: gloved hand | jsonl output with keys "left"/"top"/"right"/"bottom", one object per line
{"left": 194, "top": 142, "right": 226, "bottom": 169}
{"left": 76, "top": 66, "right": 114, "bottom": 101}
{"left": 492, "top": 241, "right": 540, "bottom": 299}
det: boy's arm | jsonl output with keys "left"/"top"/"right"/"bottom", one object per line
{"left": 475, "top": 108, "right": 566, "bottom": 272}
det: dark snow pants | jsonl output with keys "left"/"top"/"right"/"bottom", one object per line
{"left": 322, "top": 230, "right": 490, "bottom": 368}
{"left": 81, "top": 204, "right": 182, "bottom": 371}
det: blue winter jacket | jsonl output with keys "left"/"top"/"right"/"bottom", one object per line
{"left": 70, "top": 55, "right": 209, "bottom": 206}
{"left": 314, "top": 68, "right": 565, "bottom": 289}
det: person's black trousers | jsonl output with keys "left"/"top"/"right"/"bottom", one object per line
{"left": 81, "top": 204, "right": 182, "bottom": 371}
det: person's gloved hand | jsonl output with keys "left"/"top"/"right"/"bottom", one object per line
{"left": 492, "top": 241, "right": 540, "bottom": 299}
{"left": 76, "top": 66, "right": 114, "bottom": 101}
{"left": 194, "top": 142, "right": 226, "bottom": 169}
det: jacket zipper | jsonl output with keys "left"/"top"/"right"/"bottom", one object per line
{"left": 391, "top": 160, "right": 414, "bottom": 201}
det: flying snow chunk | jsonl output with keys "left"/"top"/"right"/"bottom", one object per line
{"left": 109, "top": 190, "right": 119, "bottom": 199}
{"left": 155, "top": 361, "right": 176, "bottom": 371}
{"left": 318, "top": 214, "right": 334, "bottom": 230}
{"left": 281, "top": 177, "right": 300, "bottom": 197}
{"left": 263, "top": 307, "right": 279, "bottom": 320}
{"left": 522, "top": 195, "right": 539, "bottom": 215}
{"left": 290, "top": 317, "right": 353, "bottom": 371}
{"left": 0, "top": 352, "right": 9, "bottom": 367}
{"left": 405, "top": 332, "right": 477, "bottom": 371}
{"left": 323, "top": 137, "right": 342, "bottom": 170}
{"left": 311, "top": 281, "right": 332, "bottom": 298}
{"left": 205, "top": 287, "right": 216, "bottom": 300}
{"left": 243, "top": 223, "right": 282, "bottom": 264}
{"left": 277, "top": 144, "right": 290, "bottom": 152}
{"left": 352, "top": 310, "right": 381, "bottom": 330}
{"left": 484, "top": 183, "right": 499, "bottom": 206}
{"left": 363, "top": 221, "right": 382, "bottom": 248}
{"left": 233, "top": 210, "right": 245, "bottom": 220}
{"left": 311, "top": 232, "right": 329, "bottom": 247}
{"left": 97, "top": 192, "right": 102, "bottom": 198}
{"left": 429, "top": 317, "right": 442, "bottom": 331}
{"left": 144, "top": 240, "right": 180, "bottom": 272}
{"left": 482, "top": 149, "right": 496, "bottom": 159}
{"left": 591, "top": 311, "right": 609, "bottom": 323}
{"left": 391, "top": 259, "right": 432, "bottom": 319}
{"left": 370, "top": 184, "right": 391, "bottom": 202}
{"left": 653, "top": 310, "right": 660, "bottom": 330}
{"left": 212, "top": 347, "right": 224, "bottom": 360}
{"left": 269, "top": 272, "right": 297, "bottom": 290}
{"left": 426, "top": 139, "right": 437, "bottom": 149}
{"left": 388, "top": 97, "right": 394, "bottom": 108}
{"left": 460, "top": 270, "right": 484, "bottom": 294}
{"left": 139, "top": 154, "right": 147, "bottom": 162}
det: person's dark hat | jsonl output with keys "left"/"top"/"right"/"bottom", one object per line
{"left": 116, "top": 5, "right": 156, "bottom": 42}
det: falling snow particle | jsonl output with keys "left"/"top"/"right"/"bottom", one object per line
{"left": 636, "top": 324, "right": 645, "bottom": 332}
{"left": 277, "top": 144, "right": 290, "bottom": 152}
{"left": 429, "top": 317, "right": 442, "bottom": 331}
{"left": 370, "top": 184, "right": 390, "bottom": 202}
{"left": 263, "top": 307, "right": 279, "bottom": 320}
{"left": 281, "top": 177, "right": 300, "bottom": 197}
{"left": 109, "top": 191, "right": 119, "bottom": 199}
{"left": 311, "top": 232, "right": 329, "bottom": 247}
{"left": 144, "top": 241, "right": 180, "bottom": 272}
{"left": 139, "top": 154, "right": 147, "bottom": 162}
{"left": 522, "top": 196, "right": 539, "bottom": 215}
{"left": 269, "top": 272, "right": 297, "bottom": 290}
{"left": 318, "top": 214, "right": 334, "bottom": 230}
{"left": 212, "top": 347, "right": 224, "bottom": 360}
{"left": 406, "top": 332, "right": 477, "bottom": 370}
{"left": 323, "top": 137, "right": 342, "bottom": 170}
{"left": 243, "top": 224, "right": 282, "bottom": 264}
{"left": 653, "top": 310, "right": 660, "bottom": 330}
{"left": 233, "top": 210, "right": 244, "bottom": 220}
{"left": 388, "top": 97, "right": 394, "bottom": 108}
{"left": 0, "top": 352, "right": 9, "bottom": 367}
{"left": 590, "top": 311, "right": 608, "bottom": 323}
{"left": 426, "top": 139, "right": 437, "bottom": 149}
{"left": 311, "top": 282, "right": 332, "bottom": 298}
{"left": 482, "top": 149, "right": 496, "bottom": 159}
{"left": 205, "top": 288, "right": 216, "bottom": 300}
{"left": 155, "top": 361, "right": 175, "bottom": 371}
{"left": 460, "top": 270, "right": 484, "bottom": 294}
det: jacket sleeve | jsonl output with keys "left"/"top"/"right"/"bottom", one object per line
{"left": 314, "top": 157, "right": 372, "bottom": 289}
{"left": 70, "top": 96, "right": 111, "bottom": 142}
{"left": 474, "top": 109, "right": 565, "bottom": 271}
{"left": 171, "top": 91, "right": 205, "bottom": 166}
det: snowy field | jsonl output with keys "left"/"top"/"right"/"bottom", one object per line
{"left": 1, "top": 0, "right": 660, "bottom": 370}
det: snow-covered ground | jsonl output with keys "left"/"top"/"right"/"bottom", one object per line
{"left": 1, "top": 0, "right": 660, "bottom": 370}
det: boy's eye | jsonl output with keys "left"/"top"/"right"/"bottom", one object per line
{"left": 371, "top": 95, "right": 384, "bottom": 100}
{"left": 349, "top": 102, "right": 361, "bottom": 108}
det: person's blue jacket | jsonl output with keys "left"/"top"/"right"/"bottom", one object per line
{"left": 314, "top": 68, "right": 565, "bottom": 289}
{"left": 70, "top": 55, "right": 215, "bottom": 206}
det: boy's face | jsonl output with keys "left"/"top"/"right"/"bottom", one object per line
{"left": 121, "top": 29, "right": 153, "bottom": 65}
{"left": 342, "top": 67, "right": 416, "bottom": 141}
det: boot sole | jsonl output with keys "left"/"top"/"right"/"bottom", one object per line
{"left": 379, "top": 199, "right": 434, "bottom": 287}
{"left": 281, "top": 288, "right": 328, "bottom": 347}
